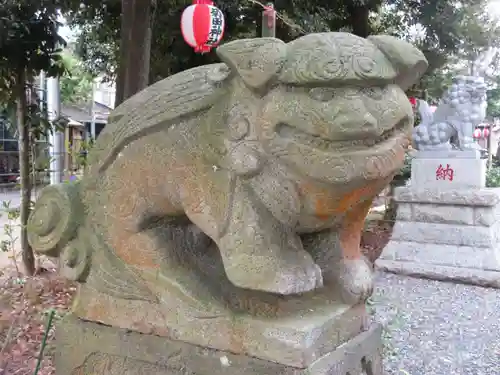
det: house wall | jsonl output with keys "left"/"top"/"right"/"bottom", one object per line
{"left": 93, "top": 78, "right": 116, "bottom": 110}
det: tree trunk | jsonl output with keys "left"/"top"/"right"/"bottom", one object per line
{"left": 115, "top": 0, "right": 153, "bottom": 107}
{"left": 115, "top": 0, "right": 133, "bottom": 107}
{"left": 16, "top": 68, "right": 35, "bottom": 276}
{"left": 347, "top": 5, "right": 370, "bottom": 37}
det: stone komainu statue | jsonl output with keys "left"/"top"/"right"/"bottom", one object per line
{"left": 28, "top": 33, "right": 427, "bottom": 307}
{"left": 412, "top": 75, "right": 488, "bottom": 151}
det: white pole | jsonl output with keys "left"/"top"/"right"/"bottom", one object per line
{"left": 39, "top": 72, "right": 45, "bottom": 111}
{"left": 90, "top": 114, "right": 96, "bottom": 140}
{"left": 90, "top": 80, "right": 96, "bottom": 139}
{"left": 46, "top": 76, "right": 64, "bottom": 184}
{"left": 36, "top": 72, "right": 46, "bottom": 190}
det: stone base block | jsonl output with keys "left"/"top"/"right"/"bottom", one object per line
{"left": 73, "top": 284, "right": 369, "bottom": 369}
{"left": 410, "top": 157, "right": 486, "bottom": 189}
{"left": 376, "top": 259, "right": 500, "bottom": 288}
{"left": 377, "top": 186, "right": 500, "bottom": 286}
{"left": 413, "top": 149, "right": 481, "bottom": 159}
{"left": 380, "top": 240, "right": 500, "bottom": 271}
{"left": 55, "top": 315, "right": 384, "bottom": 375}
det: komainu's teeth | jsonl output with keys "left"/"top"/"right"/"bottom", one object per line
{"left": 286, "top": 124, "right": 398, "bottom": 150}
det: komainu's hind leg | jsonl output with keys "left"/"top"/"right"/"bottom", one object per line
{"left": 99, "top": 160, "right": 186, "bottom": 271}
{"left": 303, "top": 198, "right": 374, "bottom": 303}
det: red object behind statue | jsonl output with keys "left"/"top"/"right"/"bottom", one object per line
{"left": 181, "top": 0, "right": 225, "bottom": 53}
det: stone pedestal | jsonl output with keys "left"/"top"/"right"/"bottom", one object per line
{"left": 411, "top": 151, "right": 486, "bottom": 189}
{"left": 56, "top": 315, "right": 383, "bottom": 375}
{"left": 377, "top": 186, "right": 500, "bottom": 287}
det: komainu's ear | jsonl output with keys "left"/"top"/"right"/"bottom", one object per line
{"left": 368, "top": 35, "right": 428, "bottom": 91}
{"left": 216, "top": 38, "right": 287, "bottom": 90}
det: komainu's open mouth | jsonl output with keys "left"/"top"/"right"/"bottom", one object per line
{"left": 275, "top": 118, "right": 410, "bottom": 152}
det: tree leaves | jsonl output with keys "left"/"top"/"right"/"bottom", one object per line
{"left": 62, "top": 0, "right": 500, "bottom": 85}
{"left": 59, "top": 52, "right": 93, "bottom": 105}
{"left": 0, "top": 0, "right": 66, "bottom": 89}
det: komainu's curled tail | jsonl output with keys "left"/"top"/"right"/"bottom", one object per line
{"left": 27, "top": 181, "right": 91, "bottom": 281}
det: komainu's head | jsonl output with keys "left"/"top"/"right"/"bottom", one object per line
{"left": 217, "top": 32, "right": 428, "bottom": 186}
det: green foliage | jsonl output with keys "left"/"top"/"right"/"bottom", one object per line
{"left": 0, "top": 0, "right": 69, "bottom": 141}
{"left": 65, "top": 137, "right": 94, "bottom": 174}
{"left": 0, "top": 0, "right": 68, "bottom": 143}
{"left": 0, "top": 0, "right": 67, "bottom": 95}
{"left": 486, "top": 166, "right": 500, "bottom": 188}
{"left": 0, "top": 199, "right": 21, "bottom": 275}
{"left": 60, "top": 0, "right": 500, "bottom": 84}
{"left": 394, "top": 153, "right": 413, "bottom": 182}
{"left": 401, "top": 0, "right": 500, "bottom": 102}
{"left": 487, "top": 76, "right": 500, "bottom": 119}
{"left": 418, "top": 69, "right": 457, "bottom": 104}
{"left": 0, "top": 86, "right": 64, "bottom": 140}
{"left": 63, "top": 0, "right": 121, "bottom": 79}
{"left": 0, "top": 0, "right": 69, "bottom": 275}
{"left": 60, "top": 51, "right": 94, "bottom": 105}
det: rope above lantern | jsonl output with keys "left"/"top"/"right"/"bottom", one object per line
{"left": 181, "top": 0, "right": 225, "bottom": 53}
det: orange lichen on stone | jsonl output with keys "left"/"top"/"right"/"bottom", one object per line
{"left": 339, "top": 199, "right": 374, "bottom": 260}
{"left": 299, "top": 177, "right": 391, "bottom": 221}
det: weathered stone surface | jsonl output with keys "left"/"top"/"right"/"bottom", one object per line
{"left": 410, "top": 157, "right": 486, "bottom": 189}
{"left": 27, "top": 32, "right": 427, "bottom": 301}
{"left": 72, "top": 282, "right": 369, "bottom": 368}
{"left": 380, "top": 241, "right": 500, "bottom": 271}
{"left": 413, "top": 149, "right": 481, "bottom": 159}
{"left": 474, "top": 205, "right": 500, "bottom": 226}
{"left": 376, "top": 259, "right": 500, "bottom": 288}
{"left": 412, "top": 203, "right": 474, "bottom": 225}
{"left": 56, "top": 315, "right": 384, "bottom": 375}
{"left": 379, "top": 187, "right": 500, "bottom": 286}
{"left": 26, "top": 32, "right": 427, "bottom": 375}
{"left": 391, "top": 220, "right": 497, "bottom": 247}
{"left": 396, "top": 202, "right": 412, "bottom": 221}
{"left": 394, "top": 186, "right": 500, "bottom": 206}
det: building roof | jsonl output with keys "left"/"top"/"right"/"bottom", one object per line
{"left": 62, "top": 100, "right": 111, "bottom": 124}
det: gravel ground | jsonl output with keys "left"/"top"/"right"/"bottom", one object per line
{"left": 371, "top": 271, "right": 500, "bottom": 375}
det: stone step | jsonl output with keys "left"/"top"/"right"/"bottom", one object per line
{"left": 376, "top": 259, "right": 500, "bottom": 289}
{"left": 380, "top": 240, "right": 500, "bottom": 271}
{"left": 391, "top": 220, "right": 500, "bottom": 248}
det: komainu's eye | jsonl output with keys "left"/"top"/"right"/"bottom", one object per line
{"left": 308, "top": 88, "right": 336, "bottom": 102}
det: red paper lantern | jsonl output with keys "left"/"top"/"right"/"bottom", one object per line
{"left": 409, "top": 97, "right": 417, "bottom": 107}
{"left": 473, "top": 128, "right": 482, "bottom": 139}
{"left": 181, "top": 0, "right": 225, "bottom": 53}
{"left": 483, "top": 128, "right": 490, "bottom": 138}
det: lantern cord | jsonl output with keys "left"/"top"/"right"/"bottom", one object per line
{"left": 245, "top": 0, "right": 307, "bottom": 34}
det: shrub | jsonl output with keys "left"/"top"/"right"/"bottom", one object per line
{"left": 486, "top": 166, "right": 500, "bottom": 187}
{"left": 393, "top": 152, "right": 413, "bottom": 184}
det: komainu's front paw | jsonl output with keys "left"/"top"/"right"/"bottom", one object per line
{"left": 224, "top": 249, "right": 323, "bottom": 295}
{"left": 336, "top": 258, "right": 373, "bottom": 303}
